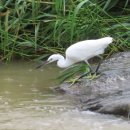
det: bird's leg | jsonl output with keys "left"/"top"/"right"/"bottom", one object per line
{"left": 77, "top": 70, "right": 91, "bottom": 80}
{"left": 69, "top": 57, "right": 103, "bottom": 87}
{"left": 68, "top": 63, "right": 92, "bottom": 87}
{"left": 94, "top": 55, "right": 103, "bottom": 74}
{"left": 75, "top": 61, "right": 93, "bottom": 80}
{"left": 69, "top": 59, "right": 102, "bottom": 87}
{"left": 72, "top": 57, "right": 103, "bottom": 81}
{"left": 68, "top": 69, "right": 92, "bottom": 87}
{"left": 85, "top": 60, "right": 93, "bottom": 73}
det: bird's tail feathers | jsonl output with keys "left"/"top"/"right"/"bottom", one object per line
{"left": 99, "top": 36, "right": 113, "bottom": 45}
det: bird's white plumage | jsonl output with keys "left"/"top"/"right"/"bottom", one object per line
{"left": 46, "top": 37, "right": 113, "bottom": 68}
{"left": 66, "top": 37, "right": 112, "bottom": 61}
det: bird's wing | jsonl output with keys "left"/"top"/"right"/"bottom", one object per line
{"left": 65, "top": 40, "right": 107, "bottom": 61}
{"left": 65, "top": 40, "right": 94, "bottom": 60}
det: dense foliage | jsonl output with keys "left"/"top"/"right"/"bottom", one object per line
{"left": 0, "top": 0, "right": 130, "bottom": 61}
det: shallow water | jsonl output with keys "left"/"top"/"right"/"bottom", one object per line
{"left": 0, "top": 62, "right": 129, "bottom": 130}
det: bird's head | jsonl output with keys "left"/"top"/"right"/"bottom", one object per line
{"left": 35, "top": 54, "right": 63, "bottom": 69}
{"left": 47, "top": 54, "right": 64, "bottom": 63}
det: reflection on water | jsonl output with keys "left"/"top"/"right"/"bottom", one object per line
{"left": 0, "top": 62, "right": 129, "bottom": 130}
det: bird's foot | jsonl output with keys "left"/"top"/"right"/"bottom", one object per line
{"left": 86, "top": 72, "right": 100, "bottom": 80}
{"left": 66, "top": 77, "right": 81, "bottom": 87}
{"left": 66, "top": 77, "right": 81, "bottom": 83}
{"left": 67, "top": 72, "right": 100, "bottom": 88}
{"left": 77, "top": 71, "right": 100, "bottom": 81}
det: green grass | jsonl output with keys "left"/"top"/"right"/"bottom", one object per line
{"left": 0, "top": 0, "right": 130, "bottom": 62}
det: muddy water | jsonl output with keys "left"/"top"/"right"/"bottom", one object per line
{"left": 0, "top": 62, "right": 129, "bottom": 130}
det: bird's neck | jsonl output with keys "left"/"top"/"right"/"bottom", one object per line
{"left": 57, "top": 55, "right": 74, "bottom": 68}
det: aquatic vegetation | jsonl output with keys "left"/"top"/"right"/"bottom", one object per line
{"left": 0, "top": 0, "right": 130, "bottom": 61}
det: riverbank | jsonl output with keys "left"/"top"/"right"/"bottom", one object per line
{"left": 56, "top": 52, "right": 130, "bottom": 118}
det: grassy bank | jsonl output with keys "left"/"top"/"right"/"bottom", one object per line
{"left": 0, "top": 0, "right": 130, "bottom": 61}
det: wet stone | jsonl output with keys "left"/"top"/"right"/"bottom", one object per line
{"left": 57, "top": 52, "right": 130, "bottom": 117}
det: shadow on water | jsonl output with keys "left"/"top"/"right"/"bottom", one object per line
{"left": 0, "top": 62, "right": 129, "bottom": 130}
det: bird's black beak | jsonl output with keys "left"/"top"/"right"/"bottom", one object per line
{"left": 35, "top": 61, "right": 49, "bottom": 69}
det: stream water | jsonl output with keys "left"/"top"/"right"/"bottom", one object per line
{"left": 0, "top": 62, "right": 129, "bottom": 130}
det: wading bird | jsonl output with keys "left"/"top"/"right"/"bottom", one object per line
{"left": 36, "top": 37, "right": 113, "bottom": 79}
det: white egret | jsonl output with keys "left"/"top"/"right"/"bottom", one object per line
{"left": 36, "top": 37, "right": 113, "bottom": 78}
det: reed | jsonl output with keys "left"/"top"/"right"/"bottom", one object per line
{"left": 0, "top": 0, "right": 129, "bottom": 62}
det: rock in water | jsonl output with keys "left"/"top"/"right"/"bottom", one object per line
{"left": 57, "top": 52, "right": 130, "bottom": 117}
